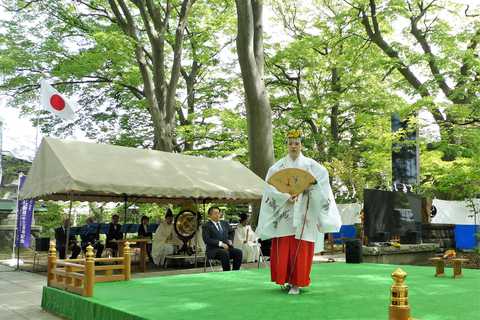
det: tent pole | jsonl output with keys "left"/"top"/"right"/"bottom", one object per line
{"left": 202, "top": 199, "right": 207, "bottom": 223}
{"left": 65, "top": 192, "right": 73, "bottom": 259}
{"left": 123, "top": 194, "right": 128, "bottom": 239}
{"left": 12, "top": 173, "right": 23, "bottom": 270}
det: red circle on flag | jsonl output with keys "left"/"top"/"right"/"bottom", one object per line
{"left": 50, "top": 94, "right": 65, "bottom": 111}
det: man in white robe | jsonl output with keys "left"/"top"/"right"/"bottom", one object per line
{"left": 234, "top": 213, "right": 261, "bottom": 263}
{"left": 256, "top": 129, "right": 342, "bottom": 294}
{"left": 152, "top": 210, "right": 182, "bottom": 266}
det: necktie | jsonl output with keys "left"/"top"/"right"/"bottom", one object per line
{"left": 217, "top": 222, "right": 223, "bottom": 232}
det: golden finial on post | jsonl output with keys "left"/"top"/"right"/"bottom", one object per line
{"left": 48, "top": 242, "right": 57, "bottom": 257}
{"left": 123, "top": 241, "right": 131, "bottom": 280}
{"left": 47, "top": 242, "right": 57, "bottom": 286}
{"left": 84, "top": 244, "right": 95, "bottom": 297}
{"left": 86, "top": 245, "right": 95, "bottom": 260}
{"left": 389, "top": 268, "right": 412, "bottom": 320}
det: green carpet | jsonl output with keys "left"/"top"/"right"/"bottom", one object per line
{"left": 42, "top": 263, "right": 480, "bottom": 320}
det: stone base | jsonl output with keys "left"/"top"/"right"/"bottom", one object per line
{"left": 363, "top": 243, "right": 439, "bottom": 265}
{"left": 389, "top": 305, "right": 410, "bottom": 320}
{"left": 0, "top": 225, "right": 42, "bottom": 251}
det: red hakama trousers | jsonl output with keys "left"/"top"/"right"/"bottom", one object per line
{"left": 270, "top": 235, "right": 314, "bottom": 287}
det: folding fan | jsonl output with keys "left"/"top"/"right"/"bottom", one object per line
{"left": 267, "top": 168, "right": 316, "bottom": 196}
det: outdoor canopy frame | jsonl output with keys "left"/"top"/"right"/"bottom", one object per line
{"left": 19, "top": 138, "right": 268, "bottom": 256}
{"left": 19, "top": 138, "right": 268, "bottom": 204}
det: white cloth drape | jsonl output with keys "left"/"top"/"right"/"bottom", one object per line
{"left": 191, "top": 226, "right": 206, "bottom": 253}
{"left": 432, "top": 199, "right": 480, "bottom": 225}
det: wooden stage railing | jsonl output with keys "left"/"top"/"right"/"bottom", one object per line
{"left": 47, "top": 242, "right": 132, "bottom": 297}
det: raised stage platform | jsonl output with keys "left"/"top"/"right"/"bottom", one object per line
{"left": 363, "top": 243, "right": 440, "bottom": 265}
{"left": 42, "top": 263, "right": 479, "bottom": 320}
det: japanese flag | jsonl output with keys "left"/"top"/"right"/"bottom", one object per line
{"left": 40, "top": 79, "right": 75, "bottom": 120}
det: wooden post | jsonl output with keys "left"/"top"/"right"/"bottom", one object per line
{"left": 140, "top": 241, "right": 146, "bottom": 272}
{"left": 65, "top": 265, "right": 73, "bottom": 287}
{"left": 429, "top": 257, "right": 445, "bottom": 277}
{"left": 47, "top": 242, "right": 57, "bottom": 286}
{"left": 74, "top": 278, "right": 82, "bottom": 289}
{"left": 123, "top": 241, "right": 131, "bottom": 281}
{"left": 389, "top": 268, "right": 411, "bottom": 320}
{"left": 453, "top": 258, "right": 469, "bottom": 279}
{"left": 84, "top": 245, "right": 95, "bottom": 297}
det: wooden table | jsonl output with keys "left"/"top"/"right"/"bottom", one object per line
{"left": 452, "top": 258, "right": 469, "bottom": 279}
{"left": 113, "top": 239, "right": 150, "bottom": 273}
{"left": 429, "top": 257, "right": 469, "bottom": 278}
{"left": 429, "top": 257, "right": 445, "bottom": 277}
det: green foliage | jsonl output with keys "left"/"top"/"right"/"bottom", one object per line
{"left": 34, "top": 202, "right": 65, "bottom": 237}
{"left": 266, "top": 0, "right": 400, "bottom": 200}
{"left": 0, "top": 155, "right": 31, "bottom": 186}
{"left": 0, "top": 0, "right": 239, "bottom": 155}
{"left": 1, "top": 0, "right": 478, "bottom": 204}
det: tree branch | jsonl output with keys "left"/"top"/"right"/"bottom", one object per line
{"left": 409, "top": 0, "right": 453, "bottom": 100}
{"left": 166, "top": 0, "right": 194, "bottom": 122}
{"left": 358, "top": 0, "right": 429, "bottom": 98}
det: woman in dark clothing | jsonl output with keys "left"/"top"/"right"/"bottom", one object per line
{"left": 138, "top": 215, "right": 153, "bottom": 262}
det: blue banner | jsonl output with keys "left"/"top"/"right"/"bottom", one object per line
{"left": 15, "top": 175, "right": 35, "bottom": 248}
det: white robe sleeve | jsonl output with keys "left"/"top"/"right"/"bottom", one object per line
{"left": 256, "top": 165, "right": 291, "bottom": 240}
{"left": 308, "top": 161, "right": 342, "bottom": 233}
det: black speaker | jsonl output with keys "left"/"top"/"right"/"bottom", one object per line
{"left": 35, "top": 237, "right": 50, "bottom": 251}
{"left": 345, "top": 239, "right": 362, "bottom": 263}
{"left": 400, "top": 231, "right": 421, "bottom": 244}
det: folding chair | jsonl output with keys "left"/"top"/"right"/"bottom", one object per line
{"left": 203, "top": 255, "right": 235, "bottom": 272}
{"left": 257, "top": 249, "right": 268, "bottom": 269}
{"left": 204, "top": 256, "right": 217, "bottom": 272}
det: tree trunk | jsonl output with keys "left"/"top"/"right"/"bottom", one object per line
{"left": 179, "top": 61, "right": 199, "bottom": 152}
{"left": 330, "top": 68, "right": 340, "bottom": 143}
{"left": 108, "top": 0, "right": 193, "bottom": 152}
{"left": 235, "top": 0, "right": 275, "bottom": 180}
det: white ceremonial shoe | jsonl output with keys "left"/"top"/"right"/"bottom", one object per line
{"left": 288, "top": 286, "right": 300, "bottom": 295}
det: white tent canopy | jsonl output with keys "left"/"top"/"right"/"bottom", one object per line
{"left": 19, "top": 138, "right": 268, "bottom": 204}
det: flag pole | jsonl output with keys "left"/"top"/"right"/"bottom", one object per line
{"left": 34, "top": 111, "right": 40, "bottom": 149}
{"left": 65, "top": 192, "right": 73, "bottom": 259}
{"left": 11, "top": 173, "right": 24, "bottom": 270}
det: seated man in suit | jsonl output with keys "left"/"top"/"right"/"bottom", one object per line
{"left": 80, "top": 217, "right": 104, "bottom": 258}
{"left": 202, "top": 207, "right": 242, "bottom": 271}
{"left": 55, "top": 218, "right": 81, "bottom": 259}
{"left": 106, "top": 214, "right": 123, "bottom": 256}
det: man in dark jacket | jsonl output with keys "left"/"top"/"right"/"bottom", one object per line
{"left": 80, "top": 217, "right": 104, "bottom": 258}
{"left": 55, "top": 219, "right": 81, "bottom": 259}
{"left": 138, "top": 215, "right": 153, "bottom": 262}
{"left": 106, "top": 214, "right": 123, "bottom": 256}
{"left": 202, "top": 207, "right": 242, "bottom": 271}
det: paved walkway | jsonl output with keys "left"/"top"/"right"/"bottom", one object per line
{"left": 0, "top": 265, "right": 60, "bottom": 319}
